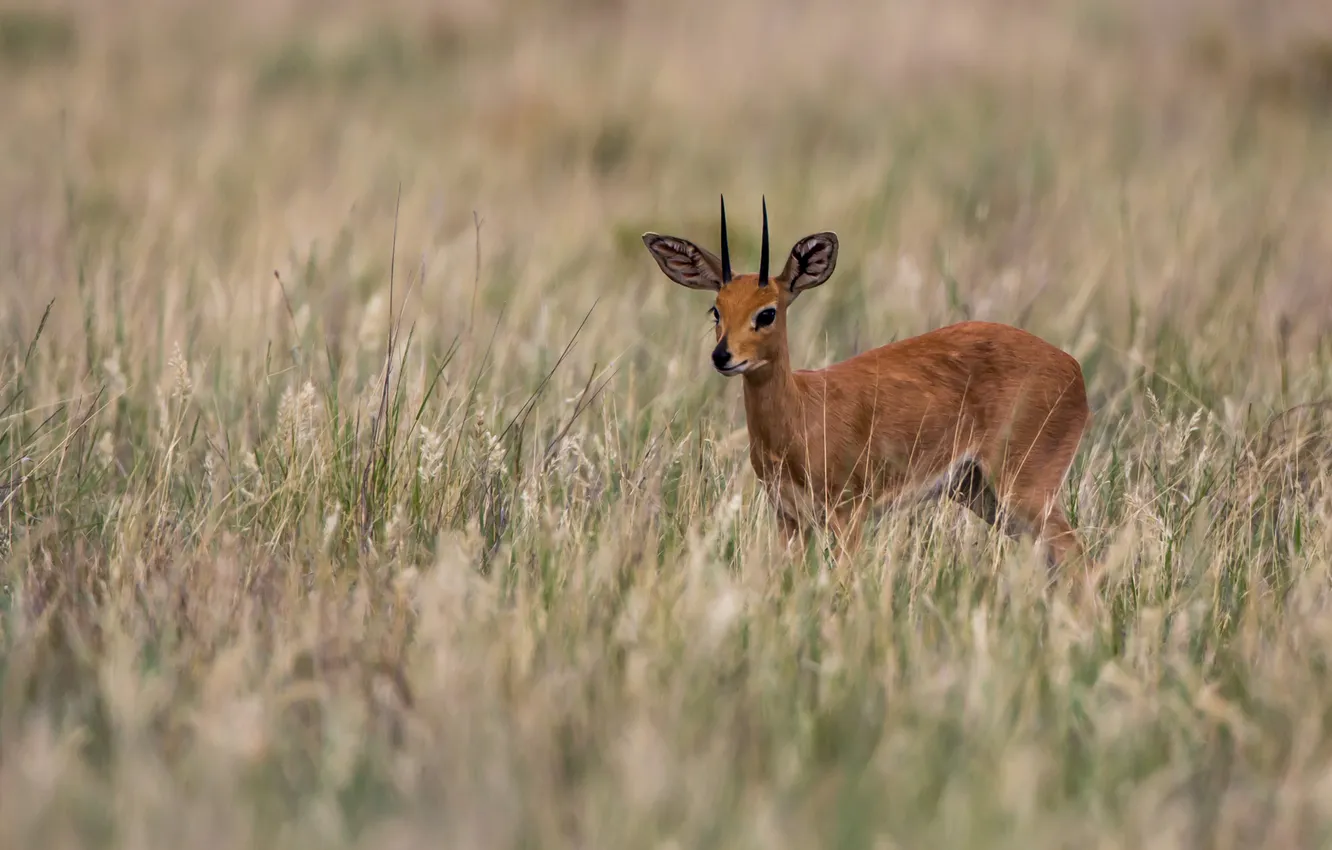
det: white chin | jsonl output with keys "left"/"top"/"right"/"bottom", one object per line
{"left": 719, "top": 360, "right": 765, "bottom": 376}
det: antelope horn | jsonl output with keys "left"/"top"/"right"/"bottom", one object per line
{"left": 719, "top": 194, "right": 732, "bottom": 284}
{"left": 757, "top": 195, "right": 770, "bottom": 286}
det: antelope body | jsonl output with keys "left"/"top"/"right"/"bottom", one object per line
{"left": 643, "top": 198, "right": 1091, "bottom": 569}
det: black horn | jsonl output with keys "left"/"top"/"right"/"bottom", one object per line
{"left": 757, "top": 196, "right": 770, "bottom": 286}
{"left": 719, "top": 195, "right": 732, "bottom": 284}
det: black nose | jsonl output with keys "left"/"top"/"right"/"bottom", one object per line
{"left": 711, "top": 340, "right": 731, "bottom": 371}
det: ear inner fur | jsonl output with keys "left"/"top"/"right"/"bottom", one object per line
{"left": 781, "top": 233, "right": 838, "bottom": 298}
{"left": 640, "top": 233, "right": 723, "bottom": 291}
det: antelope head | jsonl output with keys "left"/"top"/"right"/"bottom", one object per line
{"left": 642, "top": 197, "right": 839, "bottom": 377}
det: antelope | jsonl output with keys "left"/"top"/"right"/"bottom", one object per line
{"left": 642, "top": 197, "right": 1092, "bottom": 573}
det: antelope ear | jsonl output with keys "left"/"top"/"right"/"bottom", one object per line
{"left": 641, "top": 233, "right": 725, "bottom": 291}
{"left": 779, "top": 232, "right": 838, "bottom": 302}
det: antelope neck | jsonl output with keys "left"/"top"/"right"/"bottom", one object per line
{"left": 741, "top": 352, "right": 802, "bottom": 450}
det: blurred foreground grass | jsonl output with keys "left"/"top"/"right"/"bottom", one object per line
{"left": 5, "top": 0, "right": 1332, "bottom": 847}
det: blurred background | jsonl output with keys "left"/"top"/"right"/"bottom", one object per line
{"left": 4, "top": 0, "right": 1332, "bottom": 402}
{"left": 6, "top": 1, "right": 1332, "bottom": 847}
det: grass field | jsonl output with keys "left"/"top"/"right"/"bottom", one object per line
{"left": 5, "top": 0, "right": 1332, "bottom": 846}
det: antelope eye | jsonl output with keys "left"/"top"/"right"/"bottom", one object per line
{"left": 708, "top": 306, "right": 720, "bottom": 324}
{"left": 754, "top": 307, "right": 777, "bottom": 329}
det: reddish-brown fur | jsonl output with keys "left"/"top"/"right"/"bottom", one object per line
{"left": 643, "top": 201, "right": 1091, "bottom": 572}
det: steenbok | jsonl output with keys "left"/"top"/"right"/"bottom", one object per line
{"left": 642, "top": 197, "right": 1091, "bottom": 574}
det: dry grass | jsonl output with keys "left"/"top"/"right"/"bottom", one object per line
{"left": 5, "top": 0, "right": 1332, "bottom": 847}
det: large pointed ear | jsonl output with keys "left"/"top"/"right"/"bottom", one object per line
{"left": 641, "top": 233, "right": 725, "bottom": 291}
{"left": 778, "top": 232, "right": 838, "bottom": 302}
